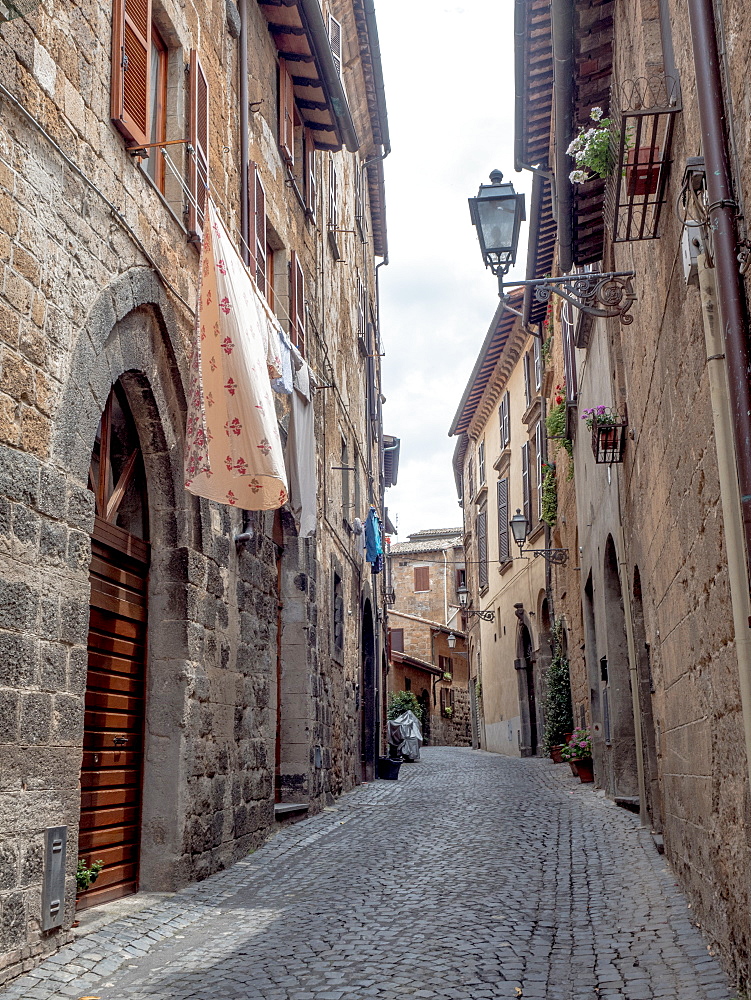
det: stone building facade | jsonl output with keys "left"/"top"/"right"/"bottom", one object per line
{"left": 514, "top": 0, "right": 751, "bottom": 981}
{"left": 450, "top": 297, "right": 550, "bottom": 758}
{"left": 386, "top": 610, "right": 470, "bottom": 747}
{"left": 385, "top": 528, "right": 470, "bottom": 747}
{"left": 0, "top": 0, "right": 390, "bottom": 984}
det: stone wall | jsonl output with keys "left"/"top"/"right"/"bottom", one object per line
{"left": 0, "top": 0, "right": 387, "bottom": 983}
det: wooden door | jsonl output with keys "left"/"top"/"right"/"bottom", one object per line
{"left": 78, "top": 385, "right": 150, "bottom": 910}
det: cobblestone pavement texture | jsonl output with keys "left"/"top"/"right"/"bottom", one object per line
{"left": 1, "top": 749, "right": 734, "bottom": 1000}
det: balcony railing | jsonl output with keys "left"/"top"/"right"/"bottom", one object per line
{"left": 605, "top": 76, "right": 681, "bottom": 243}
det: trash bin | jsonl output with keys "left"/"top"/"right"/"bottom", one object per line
{"left": 377, "top": 756, "right": 402, "bottom": 780}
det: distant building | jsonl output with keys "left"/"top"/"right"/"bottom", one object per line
{"left": 450, "top": 295, "right": 549, "bottom": 757}
{"left": 385, "top": 529, "right": 470, "bottom": 746}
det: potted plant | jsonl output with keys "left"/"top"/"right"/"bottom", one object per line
{"left": 76, "top": 858, "right": 105, "bottom": 894}
{"left": 567, "top": 107, "right": 613, "bottom": 184}
{"left": 442, "top": 672, "right": 452, "bottom": 682}
{"left": 582, "top": 406, "right": 626, "bottom": 463}
{"left": 560, "top": 728, "right": 594, "bottom": 783}
{"left": 443, "top": 705, "right": 453, "bottom": 719}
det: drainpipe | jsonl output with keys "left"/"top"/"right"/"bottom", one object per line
{"left": 687, "top": 0, "right": 751, "bottom": 586}
{"left": 698, "top": 257, "right": 751, "bottom": 788}
{"left": 550, "top": 0, "right": 574, "bottom": 273}
{"left": 442, "top": 549, "right": 448, "bottom": 625}
{"left": 238, "top": 0, "right": 249, "bottom": 265}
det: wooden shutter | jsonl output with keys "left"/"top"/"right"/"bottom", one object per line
{"left": 111, "top": 0, "right": 152, "bottom": 148}
{"left": 562, "top": 301, "right": 578, "bottom": 401}
{"left": 535, "top": 422, "right": 544, "bottom": 522}
{"left": 328, "top": 14, "right": 343, "bottom": 78}
{"left": 497, "top": 478, "right": 509, "bottom": 563}
{"left": 468, "top": 457, "right": 474, "bottom": 503}
{"left": 279, "top": 60, "right": 295, "bottom": 165}
{"left": 478, "top": 510, "right": 488, "bottom": 590}
{"left": 440, "top": 687, "right": 446, "bottom": 713}
{"left": 305, "top": 130, "right": 317, "bottom": 217}
{"left": 248, "top": 164, "right": 266, "bottom": 292}
{"left": 414, "top": 566, "right": 430, "bottom": 592}
{"left": 522, "top": 443, "right": 531, "bottom": 525}
{"left": 188, "top": 50, "right": 209, "bottom": 239}
{"left": 534, "top": 336, "right": 542, "bottom": 390}
{"left": 289, "top": 251, "right": 305, "bottom": 355}
{"left": 328, "top": 159, "right": 338, "bottom": 231}
{"left": 391, "top": 628, "right": 404, "bottom": 653}
{"left": 523, "top": 351, "right": 531, "bottom": 407}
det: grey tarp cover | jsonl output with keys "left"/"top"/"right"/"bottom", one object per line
{"left": 387, "top": 710, "right": 423, "bottom": 762}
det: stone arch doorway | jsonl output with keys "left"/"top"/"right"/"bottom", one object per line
{"left": 361, "top": 599, "right": 377, "bottom": 782}
{"left": 515, "top": 608, "right": 538, "bottom": 756}
{"left": 79, "top": 381, "right": 151, "bottom": 909}
{"left": 633, "top": 566, "right": 662, "bottom": 830}
{"left": 603, "top": 536, "right": 638, "bottom": 797}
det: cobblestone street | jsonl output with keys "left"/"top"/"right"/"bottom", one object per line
{"left": 1, "top": 749, "right": 733, "bottom": 1000}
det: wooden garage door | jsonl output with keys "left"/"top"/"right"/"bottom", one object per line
{"left": 78, "top": 383, "right": 151, "bottom": 910}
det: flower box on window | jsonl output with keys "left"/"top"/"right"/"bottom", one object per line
{"left": 605, "top": 76, "right": 681, "bottom": 242}
{"left": 582, "top": 406, "right": 628, "bottom": 464}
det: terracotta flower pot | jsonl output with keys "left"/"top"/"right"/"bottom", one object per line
{"left": 626, "top": 147, "right": 662, "bottom": 196}
{"left": 550, "top": 745, "right": 564, "bottom": 764}
{"left": 575, "top": 757, "right": 595, "bottom": 783}
{"left": 568, "top": 761, "right": 579, "bottom": 776}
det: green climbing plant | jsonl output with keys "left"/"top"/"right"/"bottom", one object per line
{"left": 542, "top": 619, "right": 575, "bottom": 754}
{"left": 541, "top": 463, "right": 557, "bottom": 527}
{"left": 387, "top": 690, "right": 423, "bottom": 722}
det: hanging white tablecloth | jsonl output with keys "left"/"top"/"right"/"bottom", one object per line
{"left": 184, "top": 201, "right": 288, "bottom": 510}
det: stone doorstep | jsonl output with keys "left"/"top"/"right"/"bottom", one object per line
{"left": 274, "top": 802, "right": 310, "bottom": 819}
{"left": 72, "top": 892, "right": 176, "bottom": 941}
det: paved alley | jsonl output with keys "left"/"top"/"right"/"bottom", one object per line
{"left": 2, "top": 749, "right": 733, "bottom": 1000}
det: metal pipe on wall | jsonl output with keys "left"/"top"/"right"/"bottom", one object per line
{"left": 698, "top": 257, "right": 751, "bottom": 790}
{"left": 687, "top": 0, "right": 751, "bottom": 585}
{"left": 238, "top": 0, "right": 249, "bottom": 266}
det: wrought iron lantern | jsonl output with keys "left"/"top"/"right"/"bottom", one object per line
{"left": 509, "top": 509, "right": 568, "bottom": 565}
{"left": 469, "top": 171, "right": 638, "bottom": 324}
{"left": 447, "top": 631, "right": 457, "bottom": 649}
{"left": 456, "top": 583, "right": 495, "bottom": 622}
{"left": 468, "top": 171, "right": 526, "bottom": 278}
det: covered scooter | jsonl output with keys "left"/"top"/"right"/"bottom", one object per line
{"left": 387, "top": 710, "right": 423, "bottom": 762}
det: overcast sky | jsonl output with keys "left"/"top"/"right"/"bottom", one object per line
{"left": 376, "top": 0, "right": 531, "bottom": 540}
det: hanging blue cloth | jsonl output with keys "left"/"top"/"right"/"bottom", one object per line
{"left": 364, "top": 508, "right": 383, "bottom": 564}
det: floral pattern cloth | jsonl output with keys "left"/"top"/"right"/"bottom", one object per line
{"left": 184, "top": 201, "right": 288, "bottom": 509}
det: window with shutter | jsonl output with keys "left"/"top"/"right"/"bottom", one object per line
{"left": 499, "top": 391, "right": 510, "bottom": 448}
{"left": 523, "top": 351, "right": 531, "bottom": 407}
{"left": 390, "top": 628, "right": 404, "bottom": 653}
{"left": 455, "top": 567, "right": 466, "bottom": 591}
{"left": 439, "top": 655, "right": 452, "bottom": 676}
{"left": 468, "top": 457, "right": 475, "bottom": 503}
{"left": 111, "top": 0, "right": 152, "bottom": 149}
{"left": 414, "top": 566, "right": 430, "bottom": 592}
{"left": 188, "top": 50, "right": 209, "bottom": 240}
{"left": 535, "top": 421, "right": 544, "bottom": 522}
{"left": 144, "top": 25, "right": 167, "bottom": 191}
{"left": 440, "top": 687, "right": 447, "bottom": 714}
{"left": 522, "top": 442, "right": 531, "bottom": 525}
{"left": 305, "top": 130, "right": 317, "bottom": 218}
{"left": 478, "top": 509, "right": 488, "bottom": 590}
{"left": 534, "top": 336, "right": 542, "bottom": 390}
{"left": 478, "top": 441, "right": 486, "bottom": 487}
{"left": 248, "top": 163, "right": 267, "bottom": 293}
{"left": 497, "top": 477, "right": 509, "bottom": 563}
{"left": 328, "top": 14, "right": 343, "bottom": 78}
{"left": 328, "top": 158, "right": 338, "bottom": 232}
{"left": 278, "top": 60, "right": 295, "bottom": 166}
{"left": 289, "top": 250, "right": 306, "bottom": 355}
{"left": 562, "top": 301, "right": 578, "bottom": 402}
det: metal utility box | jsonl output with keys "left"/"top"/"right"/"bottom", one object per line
{"left": 42, "top": 826, "right": 67, "bottom": 932}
